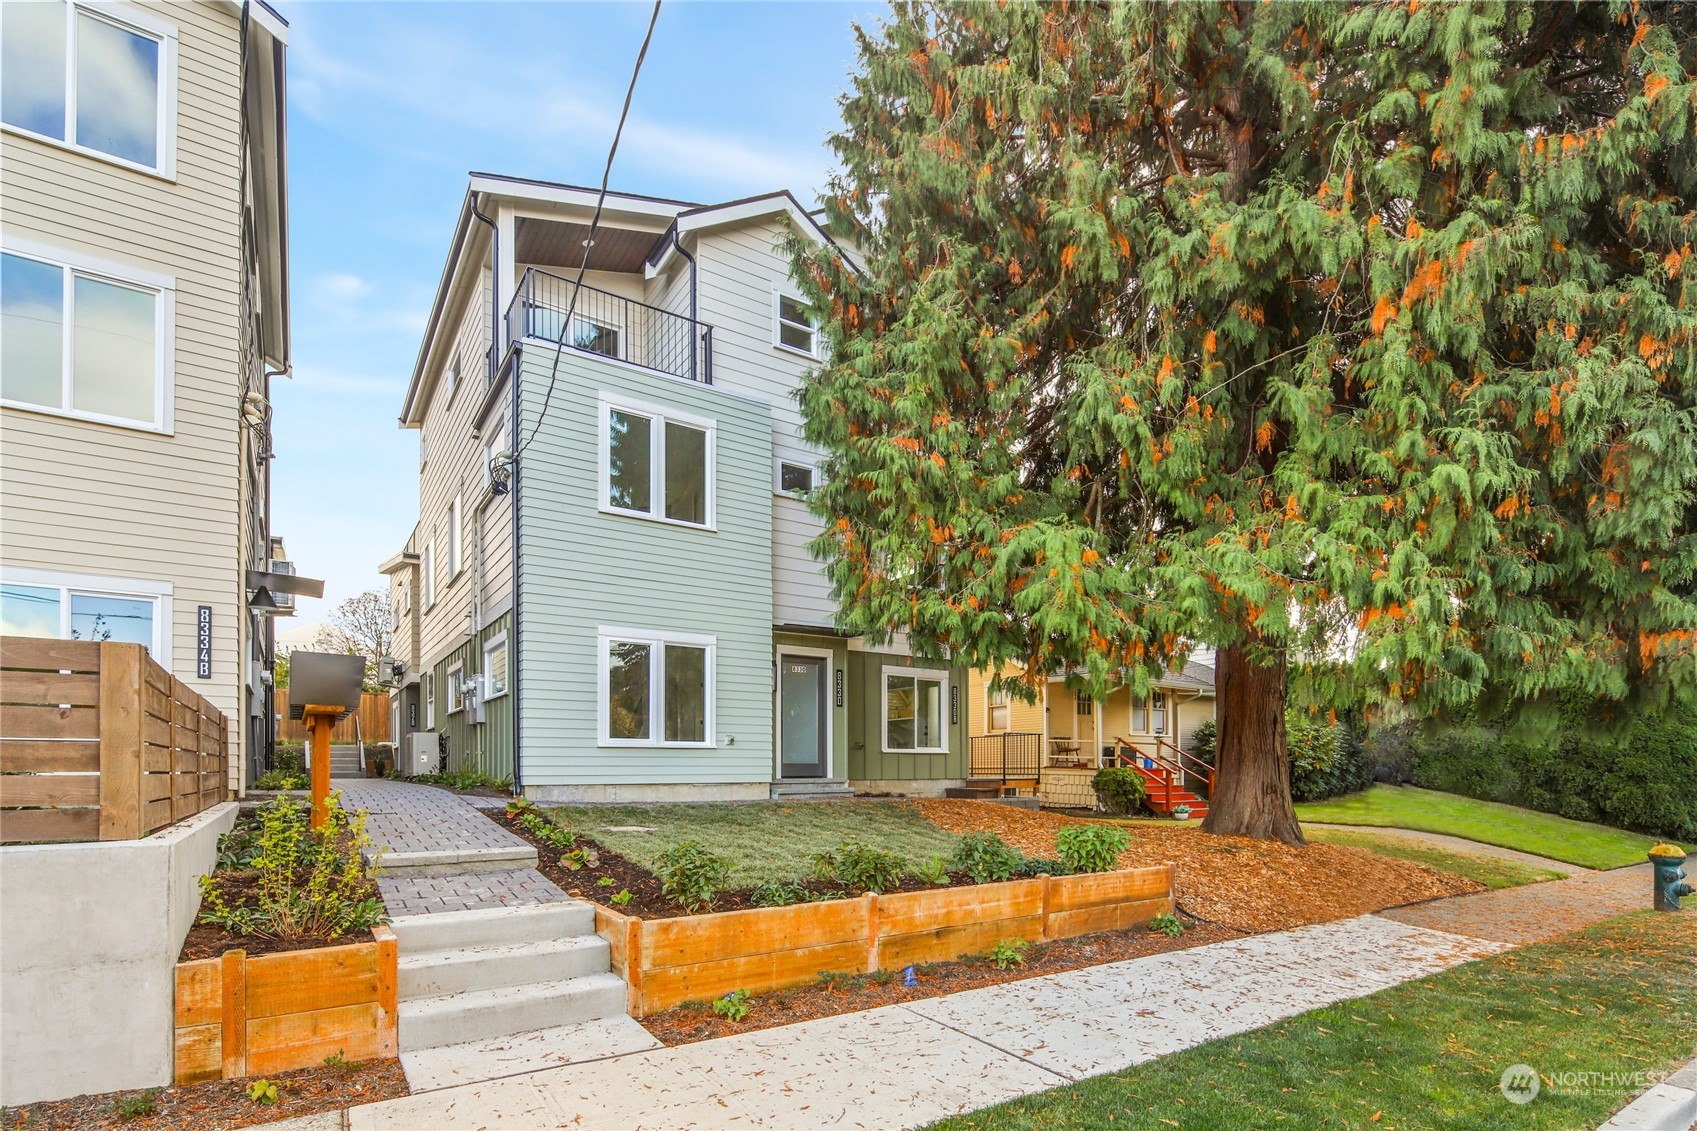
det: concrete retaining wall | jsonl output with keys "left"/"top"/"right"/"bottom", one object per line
{"left": 0, "top": 802, "right": 237, "bottom": 1106}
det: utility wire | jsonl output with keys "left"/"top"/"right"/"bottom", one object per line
{"left": 517, "top": 0, "right": 663, "bottom": 457}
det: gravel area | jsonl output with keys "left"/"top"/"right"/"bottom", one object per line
{"left": 912, "top": 799, "right": 1482, "bottom": 932}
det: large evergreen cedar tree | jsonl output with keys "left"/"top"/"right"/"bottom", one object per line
{"left": 790, "top": 1, "right": 1697, "bottom": 843}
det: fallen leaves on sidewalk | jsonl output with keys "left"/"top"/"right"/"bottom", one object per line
{"left": 911, "top": 800, "right": 1481, "bottom": 932}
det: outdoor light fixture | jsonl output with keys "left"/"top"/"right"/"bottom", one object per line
{"left": 488, "top": 453, "right": 513, "bottom": 495}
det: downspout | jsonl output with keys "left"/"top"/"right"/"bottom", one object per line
{"left": 469, "top": 198, "right": 521, "bottom": 796}
{"left": 670, "top": 227, "right": 698, "bottom": 380}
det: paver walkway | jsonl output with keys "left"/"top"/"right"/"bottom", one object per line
{"left": 1379, "top": 862, "right": 1653, "bottom": 944}
{"left": 1303, "top": 822, "right": 1591, "bottom": 876}
{"left": 336, "top": 915, "right": 1504, "bottom": 1130}
{"left": 335, "top": 779, "right": 571, "bottom": 917}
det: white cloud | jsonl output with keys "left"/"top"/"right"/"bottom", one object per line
{"left": 316, "top": 272, "right": 373, "bottom": 302}
{"left": 288, "top": 364, "right": 406, "bottom": 397}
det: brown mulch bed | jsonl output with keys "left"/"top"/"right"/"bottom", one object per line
{"left": 177, "top": 922, "right": 375, "bottom": 962}
{"left": 912, "top": 799, "right": 1484, "bottom": 932}
{"left": 2, "top": 1058, "right": 407, "bottom": 1131}
{"left": 641, "top": 916, "right": 1242, "bottom": 1046}
{"left": 489, "top": 808, "right": 987, "bottom": 918}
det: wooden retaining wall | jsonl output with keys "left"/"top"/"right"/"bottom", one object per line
{"left": 596, "top": 863, "right": 1174, "bottom": 1016}
{"left": 1, "top": 638, "right": 228, "bottom": 843}
{"left": 173, "top": 927, "right": 397, "bottom": 1083}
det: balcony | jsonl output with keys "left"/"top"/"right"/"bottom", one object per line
{"left": 505, "top": 267, "right": 712, "bottom": 384}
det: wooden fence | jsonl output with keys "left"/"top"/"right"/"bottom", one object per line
{"left": 596, "top": 863, "right": 1175, "bottom": 1016}
{"left": 273, "top": 689, "right": 390, "bottom": 745}
{"left": 0, "top": 637, "right": 229, "bottom": 843}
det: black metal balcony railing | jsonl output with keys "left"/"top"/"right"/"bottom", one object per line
{"left": 969, "top": 732, "right": 1044, "bottom": 785}
{"left": 506, "top": 267, "right": 713, "bottom": 384}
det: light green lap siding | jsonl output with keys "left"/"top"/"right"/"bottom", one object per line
{"left": 845, "top": 650, "right": 970, "bottom": 781}
{"left": 516, "top": 348, "right": 775, "bottom": 786}
{"left": 426, "top": 611, "right": 514, "bottom": 782}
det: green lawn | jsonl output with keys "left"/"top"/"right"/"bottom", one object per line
{"left": 926, "top": 912, "right": 1697, "bottom": 1131}
{"left": 1294, "top": 785, "right": 1659, "bottom": 870}
{"left": 1304, "top": 827, "right": 1567, "bottom": 889}
{"left": 543, "top": 800, "right": 962, "bottom": 887}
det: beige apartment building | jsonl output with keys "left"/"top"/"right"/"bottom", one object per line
{"left": 1, "top": 0, "right": 291, "bottom": 783}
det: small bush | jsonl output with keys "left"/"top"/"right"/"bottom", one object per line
{"left": 950, "top": 831, "right": 1024, "bottom": 883}
{"left": 711, "top": 989, "right": 751, "bottom": 1022}
{"left": 246, "top": 1079, "right": 279, "bottom": 1105}
{"left": 653, "top": 841, "right": 732, "bottom": 913}
{"left": 255, "top": 769, "right": 308, "bottom": 791}
{"left": 1189, "top": 719, "right": 1217, "bottom": 767}
{"left": 913, "top": 854, "right": 951, "bottom": 885}
{"left": 1091, "top": 767, "right": 1148, "bottom": 815}
{"left": 1287, "top": 711, "right": 1371, "bottom": 802}
{"left": 988, "top": 938, "right": 1029, "bottom": 969}
{"left": 812, "top": 842, "right": 906, "bottom": 893}
{"left": 409, "top": 769, "right": 513, "bottom": 791}
{"left": 113, "top": 1090, "right": 160, "bottom": 1121}
{"left": 749, "top": 880, "right": 814, "bottom": 907}
{"left": 1148, "top": 912, "right": 1186, "bottom": 938}
{"left": 1056, "top": 824, "right": 1131, "bottom": 873}
{"left": 273, "top": 745, "right": 306, "bottom": 775}
{"left": 1016, "top": 856, "right": 1071, "bottom": 877}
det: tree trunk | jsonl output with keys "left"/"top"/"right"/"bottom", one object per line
{"left": 1200, "top": 638, "right": 1305, "bottom": 845}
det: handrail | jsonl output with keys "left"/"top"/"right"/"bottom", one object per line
{"left": 504, "top": 266, "right": 713, "bottom": 384}
{"left": 1111, "top": 734, "right": 1214, "bottom": 798}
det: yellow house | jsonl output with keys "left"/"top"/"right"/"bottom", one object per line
{"left": 967, "top": 660, "right": 1218, "bottom": 809}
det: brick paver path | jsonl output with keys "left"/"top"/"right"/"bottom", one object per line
{"left": 1377, "top": 862, "right": 1654, "bottom": 944}
{"left": 333, "top": 779, "right": 570, "bottom": 917}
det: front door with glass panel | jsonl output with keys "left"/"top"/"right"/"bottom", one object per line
{"left": 778, "top": 655, "right": 827, "bottom": 779}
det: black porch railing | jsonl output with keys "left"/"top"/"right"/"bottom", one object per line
{"left": 506, "top": 267, "right": 713, "bottom": 384}
{"left": 969, "top": 732, "right": 1044, "bottom": 787}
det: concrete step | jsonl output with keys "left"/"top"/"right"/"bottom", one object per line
{"left": 770, "top": 779, "right": 854, "bottom": 800}
{"left": 399, "top": 935, "right": 610, "bottom": 999}
{"left": 390, "top": 902, "right": 597, "bottom": 954}
{"left": 399, "top": 1015, "right": 662, "bottom": 1093}
{"left": 373, "top": 843, "right": 538, "bottom": 877}
{"left": 398, "top": 972, "right": 628, "bottom": 1052}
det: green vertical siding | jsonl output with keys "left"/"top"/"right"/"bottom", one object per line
{"left": 845, "top": 650, "right": 970, "bottom": 781}
{"left": 425, "top": 611, "right": 514, "bottom": 781}
{"left": 516, "top": 348, "right": 776, "bottom": 786}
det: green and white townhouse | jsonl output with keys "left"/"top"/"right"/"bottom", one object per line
{"left": 386, "top": 175, "right": 969, "bottom": 801}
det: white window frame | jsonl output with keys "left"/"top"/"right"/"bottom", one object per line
{"left": 597, "top": 392, "right": 716, "bottom": 531}
{"left": 0, "top": 566, "right": 171, "bottom": 663}
{"left": 773, "top": 457, "right": 818, "bottom": 498}
{"left": 987, "top": 686, "right": 1011, "bottom": 733}
{"left": 482, "top": 632, "right": 508, "bottom": 700}
{"left": 443, "top": 357, "right": 459, "bottom": 404}
{"left": 421, "top": 540, "right": 435, "bottom": 609}
{"left": 0, "top": 0, "right": 180, "bottom": 180}
{"left": 446, "top": 662, "right": 464, "bottom": 715}
{"left": 447, "top": 494, "right": 462, "bottom": 579}
{"left": 1152, "top": 691, "right": 1170, "bottom": 736}
{"left": 1, "top": 236, "right": 175, "bottom": 433}
{"left": 881, "top": 664, "right": 950, "bottom": 754}
{"left": 596, "top": 625, "right": 716, "bottom": 749}
{"left": 772, "top": 288, "right": 819, "bottom": 359}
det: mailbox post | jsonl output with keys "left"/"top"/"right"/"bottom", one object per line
{"left": 287, "top": 652, "right": 366, "bottom": 829}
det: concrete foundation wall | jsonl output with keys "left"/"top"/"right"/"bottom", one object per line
{"left": 0, "top": 803, "right": 237, "bottom": 1106}
{"left": 851, "top": 779, "right": 968, "bottom": 798}
{"left": 525, "top": 782, "right": 771, "bottom": 804}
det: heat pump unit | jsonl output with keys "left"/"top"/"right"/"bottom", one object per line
{"left": 407, "top": 732, "right": 438, "bottom": 776}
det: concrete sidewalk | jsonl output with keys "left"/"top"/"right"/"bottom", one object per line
{"left": 328, "top": 914, "right": 1503, "bottom": 1130}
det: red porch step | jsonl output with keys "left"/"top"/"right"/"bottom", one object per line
{"left": 1131, "top": 766, "right": 1209, "bottom": 817}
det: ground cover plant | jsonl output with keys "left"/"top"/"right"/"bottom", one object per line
{"left": 184, "top": 794, "right": 385, "bottom": 959}
{"left": 923, "top": 913, "right": 1697, "bottom": 1131}
{"left": 1296, "top": 785, "right": 1659, "bottom": 870}
{"left": 1304, "top": 827, "right": 1568, "bottom": 889}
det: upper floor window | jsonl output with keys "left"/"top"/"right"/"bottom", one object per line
{"left": 421, "top": 540, "right": 435, "bottom": 608}
{"left": 1, "top": 245, "right": 171, "bottom": 431}
{"left": 774, "top": 459, "right": 815, "bottom": 498}
{"left": 987, "top": 687, "right": 1011, "bottom": 732}
{"left": 600, "top": 394, "right": 713, "bottom": 529}
{"left": 447, "top": 494, "right": 462, "bottom": 578}
{"left": 773, "top": 291, "right": 818, "bottom": 357}
{"left": 1, "top": 0, "right": 177, "bottom": 177}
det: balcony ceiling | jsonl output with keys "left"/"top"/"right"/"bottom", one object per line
{"left": 515, "top": 218, "right": 660, "bottom": 274}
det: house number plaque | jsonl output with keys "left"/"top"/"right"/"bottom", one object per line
{"left": 834, "top": 669, "right": 844, "bottom": 707}
{"left": 196, "top": 606, "right": 212, "bottom": 678}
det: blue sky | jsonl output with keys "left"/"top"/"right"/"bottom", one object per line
{"left": 270, "top": 1, "right": 881, "bottom": 630}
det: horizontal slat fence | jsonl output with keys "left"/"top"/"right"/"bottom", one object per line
{"left": 1, "top": 637, "right": 229, "bottom": 843}
{"left": 274, "top": 689, "right": 389, "bottom": 744}
{"left": 596, "top": 863, "right": 1174, "bottom": 1016}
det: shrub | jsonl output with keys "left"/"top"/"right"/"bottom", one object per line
{"left": 1189, "top": 719, "right": 1217, "bottom": 767}
{"left": 913, "top": 854, "right": 951, "bottom": 885}
{"left": 1091, "top": 767, "right": 1148, "bottom": 815}
{"left": 1056, "top": 824, "right": 1131, "bottom": 873}
{"left": 255, "top": 769, "right": 308, "bottom": 791}
{"left": 273, "top": 745, "right": 306, "bottom": 775}
{"left": 197, "top": 794, "right": 386, "bottom": 940}
{"left": 749, "top": 880, "right": 814, "bottom": 907}
{"left": 950, "top": 831, "right": 1024, "bottom": 884}
{"left": 113, "top": 1090, "right": 160, "bottom": 1121}
{"left": 988, "top": 938, "right": 1029, "bottom": 969}
{"left": 1016, "top": 856, "right": 1070, "bottom": 877}
{"left": 1148, "top": 912, "right": 1186, "bottom": 937}
{"left": 653, "top": 841, "right": 732, "bottom": 913}
{"left": 409, "top": 769, "right": 512, "bottom": 791}
{"left": 812, "top": 842, "right": 906, "bottom": 893}
{"left": 711, "top": 989, "right": 751, "bottom": 1022}
{"left": 1287, "top": 711, "right": 1371, "bottom": 802}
